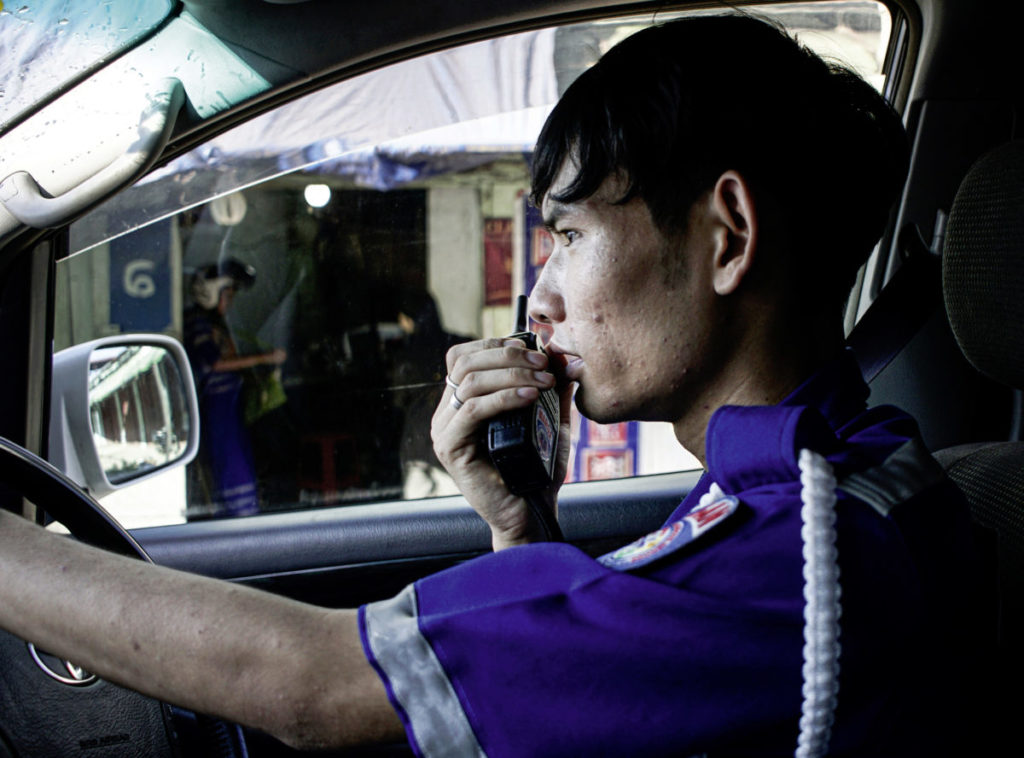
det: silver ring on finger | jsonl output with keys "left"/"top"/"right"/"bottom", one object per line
{"left": 449, "top": 390, "right": 465, "bottom": 411}
{"left": 445, "top": 374, "right": 460, "bottom": 391}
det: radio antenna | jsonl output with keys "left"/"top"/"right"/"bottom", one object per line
{"left": 513, "top": 294, "right": 529, "bottom": 333}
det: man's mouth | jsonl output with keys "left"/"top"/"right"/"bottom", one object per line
{"left": 563, "top": 355, "right": 584, "bottom": 381}
{"left": 545, "top": 341, "right": 583, "bottom": 382}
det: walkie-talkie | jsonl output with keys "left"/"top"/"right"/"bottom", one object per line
{"left": 487, "top": 295, "right": 563, "bottom": 540}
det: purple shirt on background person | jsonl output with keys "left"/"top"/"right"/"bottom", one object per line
{"left": 184, "top": 306, "right": 260, "bottom": 518}
{"left": 361, "top": 351, "right": 979, "bottom": 757}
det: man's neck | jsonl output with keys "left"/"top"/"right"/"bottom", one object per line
{"left": 673, "top": 321, "right": 845, "bottom": 468}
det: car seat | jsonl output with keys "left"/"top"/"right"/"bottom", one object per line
{"left": 932, "top": 140, "right": 1024, "bottom": 731}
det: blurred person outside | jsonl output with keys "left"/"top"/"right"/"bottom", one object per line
{"left": 391, "top": 289, "right": 471, "bottom": 498}
{"left": 184, "top": 258, "right": 287, "bottom": 518}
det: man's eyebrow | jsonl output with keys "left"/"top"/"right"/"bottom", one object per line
{"left": 542, "top": 201, "right": 571, "bottom": 230}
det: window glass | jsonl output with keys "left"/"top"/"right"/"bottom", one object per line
{"left": 59, "top": 1, "right": 892, "bottom": 527}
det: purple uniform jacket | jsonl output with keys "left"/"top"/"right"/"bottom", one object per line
{"left": 360, "top": 351, "right": 979, "bottom": 757}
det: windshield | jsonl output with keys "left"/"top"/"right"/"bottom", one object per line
{"left": 0, "top": 0, "right": 173, "bottom": 133}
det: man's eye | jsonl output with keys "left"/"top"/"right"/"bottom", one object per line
{"left": 560, "top": 230, "right": 579, "bottom": 245}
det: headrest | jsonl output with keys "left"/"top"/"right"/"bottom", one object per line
{"left": 943, "top": 141, "right": 1024, "bottom": 389}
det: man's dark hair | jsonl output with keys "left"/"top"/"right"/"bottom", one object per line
{"left": 531, "top": 14, "right": 909, "bottom": 311}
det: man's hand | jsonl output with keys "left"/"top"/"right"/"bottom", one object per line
{"left": 431, "top": 338, "right": 572, "bottom": 550}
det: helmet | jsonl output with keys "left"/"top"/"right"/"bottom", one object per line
{"left": 190, "top": 258, "right": 256, "bottom": 309}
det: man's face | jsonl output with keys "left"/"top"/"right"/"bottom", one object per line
{"left": 529, "top": 162, "right": 719, "bottom": 425}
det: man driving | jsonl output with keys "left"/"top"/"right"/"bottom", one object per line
{"left": 0, "top": 14, "right": 979, "bottom": 757}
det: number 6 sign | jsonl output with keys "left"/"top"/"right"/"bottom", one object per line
{"left": 123, "top": 260, "right": 156, "bottom": 298}
{"left": 108, "top": 220, "right": 172, "bottom": 333}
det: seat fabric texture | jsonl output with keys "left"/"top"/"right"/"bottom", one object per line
{"left": 937, "top": 141, "right": 1024, "bottom": 704}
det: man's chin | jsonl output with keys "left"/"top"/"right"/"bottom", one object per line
{"left": 573, "top": 387, "right": 631, "bottom": 425}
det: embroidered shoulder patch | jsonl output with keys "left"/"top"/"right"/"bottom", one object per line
{"left": 597, "top": 494, "right": 740, "bottom": 571}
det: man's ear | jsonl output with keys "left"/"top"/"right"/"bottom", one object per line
{"left": 709, "top": 170, "right": 758, "bottom": 296}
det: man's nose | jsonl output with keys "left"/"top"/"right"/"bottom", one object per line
{"left": 528, "top": 256, "right": 565, "bottom": 332}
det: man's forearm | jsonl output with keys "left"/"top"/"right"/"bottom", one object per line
{"left": 0, "top": 509, "right": 402, "bottom": 750}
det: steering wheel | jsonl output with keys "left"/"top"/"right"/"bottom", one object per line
{"left": 0, "top": 437, "right": 149, "bottom": 559}
{"left": 0, "top": 437, "right": 244, "bottom": 757}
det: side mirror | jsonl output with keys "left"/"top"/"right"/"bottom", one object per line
{"left": 48, "top": 334, "right": 199, "bottom": 498}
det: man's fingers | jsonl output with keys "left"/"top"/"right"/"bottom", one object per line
{"left": 445, "top": 338, "right": 514, "bottom": 377}
{"left": 433, "top": 386, "right": 537, "bottom": 445}
{"left": 439, "top": 339, "right": 552, "bottom": 427}
{"left": 453, "top": 366, "right": 553, "bottom": 405}
{"left": 451, "top": 386, "right": 538, "bottom": 426}
{"left": 445, "top": 339, "right": 544, "bottom": 384}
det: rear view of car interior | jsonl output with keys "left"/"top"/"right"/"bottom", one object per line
{"left": 0, "top": 0, "right": 1021, "bottom": 755}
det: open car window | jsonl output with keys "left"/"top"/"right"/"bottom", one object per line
{"left": 57, "top": 1, "right": 892, "bottom": 528}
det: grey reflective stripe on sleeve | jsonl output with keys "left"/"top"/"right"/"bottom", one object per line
{"left": 363, "top": 584, "right": 488, "bottom": 758}
{"left": 836, "top": 437, "right": 947, "bottom": 516}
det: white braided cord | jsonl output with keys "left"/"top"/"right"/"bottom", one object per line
{"left": 795, "top": 449, "right": 841, "bottom": 758}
